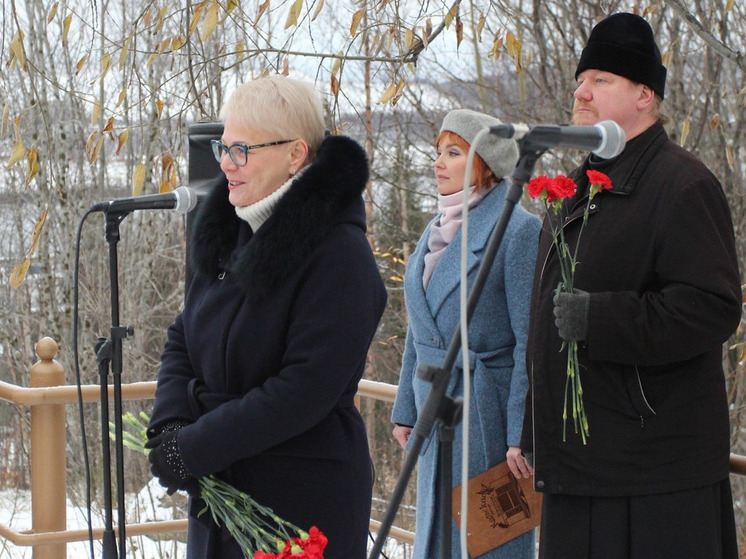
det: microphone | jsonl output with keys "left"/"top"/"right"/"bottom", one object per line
{"left": 91, "top": 186, "right": 199, "bottom": 214}
{"left": 490, "top": 120, "right": 626, "bottom": 159}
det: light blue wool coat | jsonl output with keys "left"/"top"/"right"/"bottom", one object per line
{"left": 391, "top": 182, "right": 540, "bottom": 559}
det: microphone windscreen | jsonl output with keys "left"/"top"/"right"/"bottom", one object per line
{"left": 174, "top": 186, "right": 199, "bottom": 214}
{"left": 594, "top": 120, "right": 626, "bottom": 159}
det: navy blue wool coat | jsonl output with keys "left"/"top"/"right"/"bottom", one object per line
{"left": 149, "top": 135, "right": 387, "bottom": 559}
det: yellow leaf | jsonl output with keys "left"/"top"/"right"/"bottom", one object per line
{"left": 90, "top": 135, "right": 104, "bottom": 163}
{"left": 147, "top": 53, "right": 158, "bottom": 67}
{"left": 7, "top": 139, "right": 25, "bottom": 170}
{"left": 506, "top": 31, "right": 521, "bottom": 58}
{"left": 116, "top": 129, "right": 129, "bottom": 155}
{"left": 25, "top": 157, "right": 39, "bottom": 186}
{"left": 201, "top": 3, "right": 219, "bottom": 41}
{"left": 726, "top": 144, "right": 734, "bottom": 170}
{"left": 726, "top": 0, "right": 734, "bottom": 12}
{"left": 157, "top": 38, "right": 172, "bottom": 54}
{"left": 99, "top": 52, "right": 112, "bottom": 82}
{"left": 91, "top": 97, "right": 101, "bottom": 127}
{"left": 116, "top": 88, "right": 127, "bottom": 109}
{"left": 75, "top": 55, "right": 88, "bottom": 75}
{"left": 27, "top": 208, "right": 47, "bottom": 257}
{"left": 311, "top": 0, "right": 324, "bottom": 21}
{"left": 444, "top": 6, "right": 457, "bottom": 28}
{"left": 331, "top": 52, "right": 342, "bottom": 76}
{"left": 103, "top": 117, "right": 115, "bottom": 135}
{"left": 257, "top": 0, "right": 270, "bottom": 23}
{"left": 330, "top": 74, "right": 340, "bottom": 98}
{"left": 9, "top": 259, "right": 30, "bottom": 289}
{"left": 379, "top": 81, "right": 398, "bottom": 105}
{"left": 680, "top": 117, "right": 690, "bottom": 147}
{"left": 10, "top": 32, "right": 28, "bottom": 72}
{"left": 379, "top": 80, "right": 406, "bottom": 105}
{"left": 350, "top": 7, "right": 365, "bottom": 36}
{"left": 709, "top": 113, "right": 720, "bottom": 129}
{"left": 172, "top": 35, "right": 186, "bottom": 51}
{"left": 476, "top": 14, "right": 486, "bottom": 40}
{"left": 156, "top": 100, "right": 165, "bottom": 119}
{"left": 189, "top": 3, "right": 206, "bottom": 36}
{"left": 405, "top": 28, "right": 414, "bottom": 49}
{"left": 2, "top": 105, "right": 9, "bottom": 137}
{"left": 62, "top": 14, "right": 72, "bottom": 46}
{"left": 119, "top": 37, "right": 130, "bottom": 68}
{"left": 47, "top": 2, "right": 59, "bottom": 24}
{"left": 25, "top": 147, "right": 39, "bottom": 186}
{"left": 662, "top": 48, "right": 673, "bottom": 68}
{"left": 132, "top": 164, "right": 146, "bottom": 196}
{"left": 455, "top": 17, "right": 463, "bottom": 48}
{"left": 85, "top": 131, "right": 98, "bottom": 157}
{"left": 284, "top": 0, "right": 303, "bottom": 30}
{"left": 160, "top": 154, "right": 176, "bottom": 192}
{"left": 226, "top": 0, "right": 239, "bottom": 14}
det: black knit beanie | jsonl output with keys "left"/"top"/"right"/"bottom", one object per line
{"left": 575, "top": 13, "right": 667, "bottom": 99}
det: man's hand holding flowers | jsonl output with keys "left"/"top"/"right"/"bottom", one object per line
{"left": 554, "top": 288, "right": 590, "bottom": 341}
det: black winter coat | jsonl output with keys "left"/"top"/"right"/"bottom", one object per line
{"left": 149, "top": 135, "right": 387, "bottom": 558}
{"left": 523, "top": 123, "right": 742, "bottom": 497}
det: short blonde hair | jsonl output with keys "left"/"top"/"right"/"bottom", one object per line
{"left": 219, "top": 75, "right": 326, "bottom": 158}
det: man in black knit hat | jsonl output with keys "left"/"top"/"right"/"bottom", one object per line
{"left": 521, "top": 12, "right": 742, "bottom": 558}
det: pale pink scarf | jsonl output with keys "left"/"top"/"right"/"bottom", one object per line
{"left": 423, "top": 186, "right": 487, "bottom": 288}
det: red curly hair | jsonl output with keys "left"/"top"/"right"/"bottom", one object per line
{"left": 435, "top": 131, "right": 495, "bottom": 192}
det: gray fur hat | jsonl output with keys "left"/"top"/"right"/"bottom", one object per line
{"left": 439, "top": 109, "right": 519, "bottom": 180}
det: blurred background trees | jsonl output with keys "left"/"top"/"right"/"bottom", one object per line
{"left": 0, "top": 0, "right": 744, "bottom": 554}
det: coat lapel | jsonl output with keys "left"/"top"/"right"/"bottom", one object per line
{"left": 425, "top": 184, "right": 506, "bottom": 318}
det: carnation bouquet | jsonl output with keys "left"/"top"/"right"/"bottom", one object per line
{"left": 115, "top": 411, "right": 327, "bottom": 558}
{"left": 527, "top": 170, "right": 613, "bottom": 443}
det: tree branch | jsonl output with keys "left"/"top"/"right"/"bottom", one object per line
{"left": 664, "top": 0, "right": 745, "bottom": 71}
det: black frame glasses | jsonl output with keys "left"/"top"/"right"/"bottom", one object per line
{"left": 211, "top": 139, "right": 295, "bottom": 167}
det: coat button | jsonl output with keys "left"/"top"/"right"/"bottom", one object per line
{"left": 536, "top": 480, "right": 545, "bottom": 490}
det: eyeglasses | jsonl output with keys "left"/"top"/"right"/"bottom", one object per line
{"left": 211, "top": 139, "right": 295, "bottom": 167}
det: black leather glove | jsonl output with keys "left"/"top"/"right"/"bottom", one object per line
{"left": 144, "top": 430, "right": 200, "bottom": 496}
{"left": 553, "top": 288, "right": 590, "bottom": 341}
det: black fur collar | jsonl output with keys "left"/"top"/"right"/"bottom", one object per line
{"left": 189, "top": 134, "right": 369, "bottom": 293}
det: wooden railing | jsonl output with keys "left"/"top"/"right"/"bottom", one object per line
{"left": 0, "top": 337, "right": 414, "bottom": 558}
{"left": 2, "top": 337, "right": 745, "bottom": 558}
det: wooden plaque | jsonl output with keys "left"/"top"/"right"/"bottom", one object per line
{"left": 452, "top": 461, "right": 542, "bottom": 557}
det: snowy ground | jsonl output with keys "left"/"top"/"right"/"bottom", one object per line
{"left": 0, "top": 482, "right": 410, "bottom": 558}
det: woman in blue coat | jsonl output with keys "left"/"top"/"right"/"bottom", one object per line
{"left": 391, "top": 109, "right": 540, "bottom": 558}
{"left": 145, "top": 75, "right": 386, "bottom": 558}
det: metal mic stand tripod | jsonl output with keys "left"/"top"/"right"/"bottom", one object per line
{"left": 96, "top": 209, "right": 135, "bottom": 559}
{"left": 368, "top": 146, "right": 543, "bottom": 559}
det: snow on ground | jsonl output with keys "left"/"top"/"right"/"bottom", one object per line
{"left": 0, "top": 482, "right": 409, "bottom": 558}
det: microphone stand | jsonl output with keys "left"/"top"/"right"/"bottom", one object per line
{"left": 96, "top": 209, "right": 134, "bottom": 559}
{"left": 368, "top": 145, "right": 544, "bottom": 559}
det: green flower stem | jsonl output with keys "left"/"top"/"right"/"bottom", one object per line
{"left": 113, "top": 412, "right": 303, "bottom": 558}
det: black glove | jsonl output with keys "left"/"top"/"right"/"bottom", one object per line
{"left": 553, "top": 289, "right": 590, "bottom": 341}
{"left": 144, "top": 430, "right": 200, "bottom": 496}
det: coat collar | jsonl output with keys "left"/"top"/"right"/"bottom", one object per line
{"left": 189, "top": 134, "right": 369, "bottom": 293}
{"left": 571, "top": 122, "right": 668, "bottom": 197}
{"left": 406, "top": 182, "right": 508, "bottom": 335}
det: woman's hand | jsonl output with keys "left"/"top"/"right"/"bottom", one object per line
{"left": 506, "top": 446, "right": 533, "bottom": 479}
{"left": 392, "top": 425, "right": 413, "bottom": 450}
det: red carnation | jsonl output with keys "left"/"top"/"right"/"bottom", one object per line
{"left": 586, "top": 169, "right": 612, "bottom": 190}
